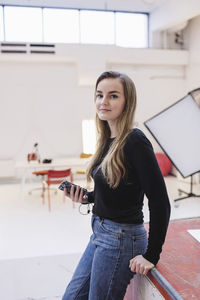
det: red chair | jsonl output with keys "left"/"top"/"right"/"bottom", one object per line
{"left": 42, "top": 169, "right": 73, "bottom": 211}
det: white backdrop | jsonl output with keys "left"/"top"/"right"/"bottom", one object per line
{"left": 0, "top": 45, "right": 188, "bottom": 163}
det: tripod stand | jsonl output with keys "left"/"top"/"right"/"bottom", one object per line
{"left": 174, "top": 173, "right": 200, "bottom": 205}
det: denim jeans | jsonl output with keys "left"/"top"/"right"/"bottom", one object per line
{"left": 62, "top": 214, "right": 147, "bottom": 300}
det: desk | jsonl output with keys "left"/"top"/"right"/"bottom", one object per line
{"left": 124, "top": 217, "right": 200, "bottom": 300}
{"left": 15, "top": 158, "right": 90, "bottom": 200}
{"left": 153, "top": 217, "right": 200, "bottom": 299}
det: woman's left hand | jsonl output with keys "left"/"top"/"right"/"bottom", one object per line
{"left": 129, "top": 255, "right": 154, "bottom": 275}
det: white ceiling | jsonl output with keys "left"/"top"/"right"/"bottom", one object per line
{"left": 0, "top": 0, "right": 167, "bottom": 13}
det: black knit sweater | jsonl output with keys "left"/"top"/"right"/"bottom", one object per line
{"left": 87, "top": 128, "right": 171, "bottom": 265}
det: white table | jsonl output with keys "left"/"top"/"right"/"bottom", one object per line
{"left": 15, "top": 158, "right": 90, "bottom": 200}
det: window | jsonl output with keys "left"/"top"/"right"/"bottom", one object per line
{"left": 116, "top": 12, "right": 148, "bottom": 48}
{"left": 2, "top": 6, "right": 148, "bottom": 48}
{"left": 82, "top": 119, "right": 96, "bottom": 154}
{"left": 0, "top": 6, "right": 4, "bottom": 41}
{"left": 4, "top": 6, "right": 42, "bottom": 42}
{"left": 43, "top": 8, "right": 79, "bottom": 43}
{"left": 80, "top": 10, "right": 115, "bottom": 45}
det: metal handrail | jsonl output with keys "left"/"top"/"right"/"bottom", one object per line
{"left": 150, "top": 268, "right": 184, "bottom": 300}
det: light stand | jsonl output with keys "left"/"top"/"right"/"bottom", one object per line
{"left": 174, "top": 173, "right": 200, "bottom": 204}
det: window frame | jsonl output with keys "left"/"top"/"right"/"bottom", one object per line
{"left": 0, "top": 4, "right": 149, "bottom": 48}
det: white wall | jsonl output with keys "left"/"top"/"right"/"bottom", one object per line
{"left": 0, "top": 58, "right": 94, "bottom": 160}
{"left": 0, "top": 0, "right": 199, "bottom": 174}
{"left": 149, "top": 0, "right": 200, "bottom": 50}
{"left": 0, "top": 45, "right": 188, "bottom": 163}
{"left": 150, "top": 0, "right": 200, "bottom": 32}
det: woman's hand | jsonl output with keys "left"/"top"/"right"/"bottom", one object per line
{"left": 129, "top": 255, "right": 154, "bottom": 275}
{"left": 64, "top": 185, "right": 88, "bottom": 204}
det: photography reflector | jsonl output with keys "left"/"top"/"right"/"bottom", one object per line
{"left": 144, "top": 91, "right": 200, "bottom": 178}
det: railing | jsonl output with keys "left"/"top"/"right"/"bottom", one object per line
{"left": 150, "top": 268, "right": 183, "bottom": 300}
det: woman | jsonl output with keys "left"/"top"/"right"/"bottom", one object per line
{"left": 62, "top": 71, "right": 171, "bottom": 300}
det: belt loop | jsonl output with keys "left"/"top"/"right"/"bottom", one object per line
{"left": 100, "top": 217, "right": 103, "bottom": 224}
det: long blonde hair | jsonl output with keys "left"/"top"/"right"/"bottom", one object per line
{"left": 87, "top": 71, "right": 137, "bottom": 189}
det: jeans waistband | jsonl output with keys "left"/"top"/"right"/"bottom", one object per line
{"left": 93, "top": 214, "right": 143, "bottom": 230}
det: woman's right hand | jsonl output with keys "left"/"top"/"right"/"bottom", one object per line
{"left": 64, "top": 185, "right": 88, "bottom": 204}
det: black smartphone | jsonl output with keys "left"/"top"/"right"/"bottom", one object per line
{"left": 58, "top": 180, "right": 88, "bottom": 196}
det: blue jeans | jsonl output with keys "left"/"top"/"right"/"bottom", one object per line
{"left": 62, "top": 214, "right": 147, "bottom": 300}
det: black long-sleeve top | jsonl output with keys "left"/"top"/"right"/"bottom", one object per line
{"left": 87, "top": 128, "right": 171, "bottom": 265}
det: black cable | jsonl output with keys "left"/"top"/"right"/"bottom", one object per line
{"left": 79, "top": 203, "right": 93, "bottom": 215}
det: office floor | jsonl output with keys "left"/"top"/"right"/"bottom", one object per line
{"left": 0, "top": 174, "right": 199, "bottom": 300}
